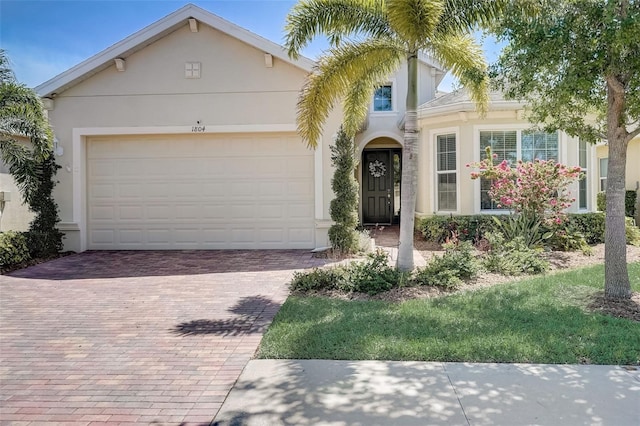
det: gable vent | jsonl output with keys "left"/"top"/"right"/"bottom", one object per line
{"left": 185, "top": 62, "right": 201, "bottom": 79}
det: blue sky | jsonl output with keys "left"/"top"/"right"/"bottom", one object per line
{"left": 1, "top": 0, "right": 502, "bottom": 91}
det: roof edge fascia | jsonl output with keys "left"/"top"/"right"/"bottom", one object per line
{"left": 36, "top": 4, "right": 314, "bottom": 97}
{"left": 418, "top": 99, "right": 525, "bottom": 119}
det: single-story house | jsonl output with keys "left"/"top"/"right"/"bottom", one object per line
{"left": 3, "top": 3, "right": 638, "bottom": 251}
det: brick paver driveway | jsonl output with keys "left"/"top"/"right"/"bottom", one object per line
{"left": 1, "top": 250, "right": 327, "bottom": 425}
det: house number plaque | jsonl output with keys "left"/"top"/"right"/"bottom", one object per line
{"left": 191, "top": 126, "right": 206, "bottom": 132}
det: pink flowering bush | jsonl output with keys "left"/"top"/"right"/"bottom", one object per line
{"left": 468, "top": 147, "right": 582, "bottom": 225}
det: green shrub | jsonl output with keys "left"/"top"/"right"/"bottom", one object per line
{"left": 418, "top": 215, "right": 497, "bottom": 244}
{"left": 413, "top": 241, "right": 480, "bottom": 288}
{"left": 483, "top": 232, "right": 549, "bottom": 276}
{"left": 0, "top": 231, "right": 31, "bottom": 268}
{"left": 290, "top": 267, "right": 347, "bottom": 292}
{"left": 546, "top": 229, "right": 592, "bottom": 255}
{"left": 627, "top": 191, "right": 638, "bottom": 218}
{"left": 492, "top": 214, "right": 552, "bottom": 248}
{"left": 340, "top": 250, "right": 401, "bottom": 294}
{"left": 328, "top": 127, "right": 359, "bottom": 254}
{"left": 626, "top": 217, "right": 640, "bottom": 247}
{"left": 563, "top": 213, "right": 638, "bottom": 246}
{"left": 597, "top": 192, "right": 606, "bottom": 212}
{"left": 290, "top": 250, "right": 402, "bottom": 295}
{"left": 566, "top": 213, "right": 605, "bottom": 244}
{"left": 26, "top": 154, "right": 64, "bottom": 258}
{"left": 596, "top": 190, "right": 637, "bottom": 218}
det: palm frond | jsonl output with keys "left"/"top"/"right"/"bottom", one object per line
{"left": 285, "top": 0, "right": 391, "bottom": 58}
{"left": 0, "top": 81, "right": 53, "bottom": 157}
{"left": 0, "top": 139, "right": 41, "bottom": 202}
{"left": 429, "top": 32, "right": 489, "bottom": 114}
{"left": 297, "top": 39, "right": 404, "bottom": 146}
{"left": 437, "top": 0, "right": 508, "bottom": 34}
{"left": 387, "top": 0, "right": 445, "bottom": 47}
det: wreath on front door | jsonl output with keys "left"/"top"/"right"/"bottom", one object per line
{"left": 368, "top": 160, "right": 387, "bottom": 178}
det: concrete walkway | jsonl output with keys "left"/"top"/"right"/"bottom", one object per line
{"left": 213, "top": 360, "right": 640, "bottom": 425}
{"left": 368, "top": 225, "right": 427, "bottom": 268}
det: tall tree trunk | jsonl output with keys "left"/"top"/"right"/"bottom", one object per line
{"left": 604, "top": 75, "right": 630, "bottom": 300}
{"left": 397, "top": 53, "right": 419, "bottom": 271}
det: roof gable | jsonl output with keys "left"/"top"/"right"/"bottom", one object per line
{"left": 35, "top": 3, "right": 315, "bottom": 97}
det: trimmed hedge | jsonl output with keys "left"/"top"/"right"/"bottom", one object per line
{"left": 417, "top": 212, "right": 633, "bottom": 247}
{"left": 597, "top": 190, "right": 637, "bottom": 218}
{"left": 417, "top": 215, "right": 499, "bottom": 244}
{"left": 1, "top": 231, "right": 31, "bottom": 269}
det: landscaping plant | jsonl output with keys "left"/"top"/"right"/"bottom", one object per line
{"left": 469, "top": 147, "right": 582, "bottom": 226}
{"left": 290, "top": 250, "right": 402, "bottom": 296}
{"left": 0, "top": 50, "right": 63, "bottom": 264}
{"left": 482, "top": 232, "right": 549, "bottom": 276}
{"left": 413, "top": 241, "right": 480, "bottom": 288}
{"left": 0, "top": 231, "right": 30, "bottom": 269}
{"left": 328, "top": 126, "right": 359, "bottom": 254}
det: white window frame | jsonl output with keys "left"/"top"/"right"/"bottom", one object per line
{"left": 599, "top": 157, "right": 608, "bottom": 193}
{"left": 371, "top": 80, "right": 397, "bottom": 114}
{"left": 578, "top": 140, "right": 589, "bottom": 210}
{"left": 430, "top": 127, "right": 460, "bottom": 214}
{"left": 473, "top": 124, "right": 564, "bottom": 214}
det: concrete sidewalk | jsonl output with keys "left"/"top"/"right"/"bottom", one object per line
{"left": 213, "top": 360, "right": 640, "bottom": 426}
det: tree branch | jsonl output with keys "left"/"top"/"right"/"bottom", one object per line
{"left": 625, "top": 126, "right": 640, "bottom": 143}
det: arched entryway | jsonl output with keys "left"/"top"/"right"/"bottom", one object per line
{"left": 360, "top": 137, "right": 402, "bottom": 225}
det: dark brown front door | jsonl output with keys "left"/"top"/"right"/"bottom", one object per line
{"left": 362, "top": 150, "right": 393, "bottom": 224}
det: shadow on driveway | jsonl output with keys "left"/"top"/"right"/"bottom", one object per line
{"left": 173, "top": 296, "right": 282, "bottom": 337}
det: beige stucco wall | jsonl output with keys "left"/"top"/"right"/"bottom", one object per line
{"left": 0, "top": 170, "right": 34, "bottom": 232}
{"left": 595, "top": 137, "right": 640, "bottom": 192}
{"left": 0, "top": 138, "right": 35, "bottom": 232}
{"left": 355, "top": 60, "right": 440, "bottom": 154}
{"left": 45, "top": 22, "right": 343, "bottom": 251}
{"left": 417, "top": 110, "right": 595, "bottom": 217}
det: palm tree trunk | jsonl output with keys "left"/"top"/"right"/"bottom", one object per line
{"left": 397, "top": 52, "right": 419, "bottom": 271}
{"left": 604, "top": 75, "right": 630, "bottom": 300}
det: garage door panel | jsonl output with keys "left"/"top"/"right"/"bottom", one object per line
{"left": 87, "top": 133, "right": 315, "bottom": 249}
{"left": 119, "top": 205, "right": 144, "bottom": 220}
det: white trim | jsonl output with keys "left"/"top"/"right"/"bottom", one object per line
{"left": 357, "top": 131, "right": 403, "bottom": 155}
{"left": 577, "top": 139, "right": 589, "bottom": 211}
{"left": 419, "top": 100, "right": 525, "bottom": 119}
{"left": 72, "top": 124, "right": 296, "bottom": 137}
{"left": 72, "top": 124, "right": 299, "bottom": 251}
{"left": 36, "top": 4, "right": 314, "bottom": 96}
{"left": 429, "top": 127, "right": 460, "bottom": 215}
{"left": 314, "top": 140, "right": 324, "bottom": 220}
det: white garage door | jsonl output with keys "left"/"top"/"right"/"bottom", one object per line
{"left": 87, "top": 133, "right": 315, "bottom": 249}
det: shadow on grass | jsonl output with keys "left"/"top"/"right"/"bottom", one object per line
{"left": 173, "top": 296, "right": 282, "bottom": 336}
{"left": 258, "top": 277, "right": 640, "bottom": 365}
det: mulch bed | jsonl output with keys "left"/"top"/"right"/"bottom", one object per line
{"left": 587, "top": 292, "right": 640, "bottom": 322}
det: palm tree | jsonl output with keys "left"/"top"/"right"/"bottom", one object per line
{"left": 285, "top": 0, "right": 505, "bottom": 270}
{"left": 0, "top": 49, "right": 53, "bottom": 204}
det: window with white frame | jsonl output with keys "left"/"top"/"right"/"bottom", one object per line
{"left": 578, "top": 140, "right": 588, "bottom": 209}
{"left": 373, "top": 85, "right": 393, "bottom": 112}
{"left": 436, "top": 134, "right": 457, "bottom": 211}
{"left": 599, "top": 158, "right": 608, "bottom": 192}
{"left": 479, "top": 130, "right": 559, "bottom": 210}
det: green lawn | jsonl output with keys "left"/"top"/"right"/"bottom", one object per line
{"left": 258, "top": 262, "right": 640, "bottom": 365}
